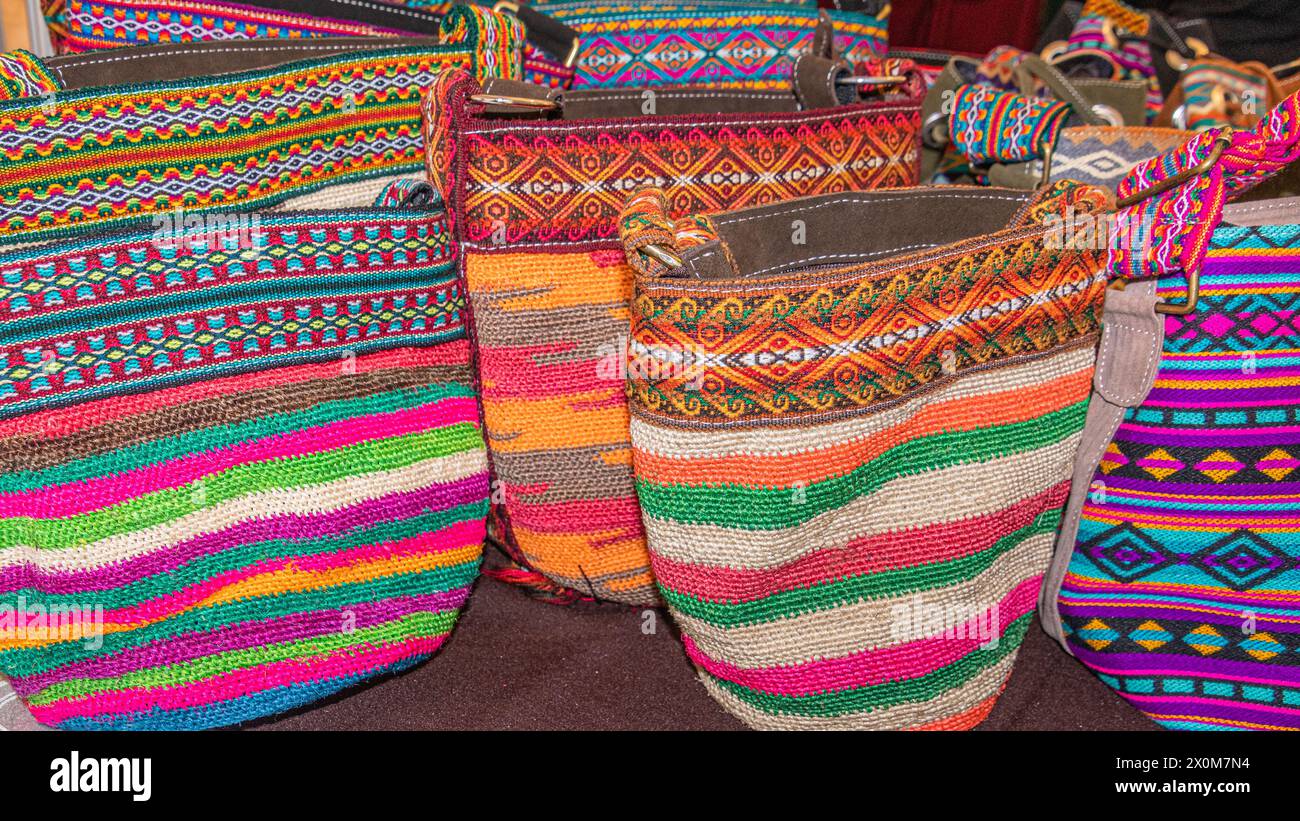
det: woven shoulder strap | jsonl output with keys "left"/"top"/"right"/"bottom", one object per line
{"left": 1108, "top": 89, "right": 1300, "bottom": 284}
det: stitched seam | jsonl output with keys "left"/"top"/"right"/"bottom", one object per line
{"left": 741, "top": 245, "right": 939, "bottom": 277}
{"left": 711, "top": 192, "right": 1029, "bottom": 227}
{"left": 464, "top": 103, "right": 918, "bottom": 134}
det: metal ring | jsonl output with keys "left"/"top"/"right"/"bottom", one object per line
{"left": 921, "top": 108, "right": 949, "bottom": 148}
{"left": 1114, "top": 134, "right": 1232, "bottom": 209}
{"left": 1090, "top": 103, "right": 1123, "bottom": 127}
{"left": 468, "top": 93, "right": 560, "bottom": 110}
{"left": 1155, "top": 266, "right": 1201, "bottom": 315}
{"left": 640, "top": 244, "right": 684, "bottom": 269}
{"left": 493, "top": 0, "right": 582, "bottom": 69}
{"left": 1038, "top": 139, "right": 1054, "bottom": 188}
{"left": 1165, "top": 36, "right": 1209, "bottom": 72}
{"left": 837, "top": 74, "right": 907, "bottom": 86}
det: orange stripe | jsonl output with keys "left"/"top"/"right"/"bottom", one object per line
{"left": 634, "top": 367, "right": 1092, "bottom": 487}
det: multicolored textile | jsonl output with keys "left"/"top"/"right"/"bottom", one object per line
{"left": 621, "top": 184, "right": 1108, "bottom": 728}
{"left": 1109, "top": 94, "right": 1300, "bottom": 284}
{"left": 47, "top": 0, "right": 571, "bottom": 89}
{"left": 1053, "top": 0, "right": 1162, "bottom": 121}
{"left": 532, "top": 0, "right": 888, "bottom": 89}
{"left": 1174, "top": 60, "right": 1274, "bottom": 132}
{"left": 949, "top": 85, "right": 1071, "bottom": 165}
{"left": 0, "top": 25, "right": 521, "bottom": 246}
{"left": 1058, "top": 229, "right": 1300, "bottom": 730}
{"left": 0, "top": 50, "right": 59, "bottom": 101}
{"left": 422, "top": 69, "right": 922, "bottom": 604}
{"left": 0, "top": 206, "right": 489, "bottom": 730}
{"left": 1054, "top": 88, "right": 1300, "bottom": 730}
{"left": 1041, "top": 126, "right": 1190, "bottom": 188}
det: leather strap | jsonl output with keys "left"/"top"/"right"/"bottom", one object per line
{"left": 1038, "top": 280, "right": 1165, "bottom": 650}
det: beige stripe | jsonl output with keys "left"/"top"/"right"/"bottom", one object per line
{"left": 630, "top": 344, "right": 1094, "bottom": 459}
{"left": 271, "top": 174, "right": 422, "bottom": 211}
{"left": 700, "top": 650, "right": 1017, "bottom": 730}
{"left": 0, "top": 448, "right": 487, "bottom": 573}
{"left": 673, "top": 532, "right": 1053, "bottom": 668}
{"left": 644, "top": 434, "right": 1079, "bottom": 571}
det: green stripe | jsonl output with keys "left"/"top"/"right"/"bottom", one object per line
{"left": 0, "top": 423, "right": 484, "bottom": 549}
{"left": 637, "top": 401, "right": 1086, "bottom": 530}
{"left": 659, "top": 508, "right": 1061, "bottom": 627}
{"left": 0, "top": 382, "right": 474, "bottom": 492}
{"left": 3, "top": 267, "right": 454, "bottom": 343}
{"left": 28, "top": 610, "right": 459, "bottom": 706}
{"left": 708, "top": 612, "right": 1032, "bottom": 717}
{"left": 0, "top": 561, "right": 481, "bottom": 676}
{"left": 8, "top": 500, "right": 486, "bottom": 609}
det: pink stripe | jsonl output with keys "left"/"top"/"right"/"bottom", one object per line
{"left": 0, "top": 396, "right": 479, "bottom": 517}
{"left": 652, "top": 484, "right": 1065, "bottom": 603}
{"left": 1070, "top": 657, "right": 1300, "bottom": 690}
{"left": 682, "top": 578, "right": 1039, "bottom": 696}
{"left": 91, "top": 518, "right": 485, "bottom": 627}
{"left": 0, "top": 343, "right": 469, "bottom": 440}
{"left": 28, "top": 634, "right": 448, "bottom": 723}
{"left": 1121, "top": 692, "right": 1300, "bottom": 718}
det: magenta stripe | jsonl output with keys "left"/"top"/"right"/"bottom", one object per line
{"left": 0, "top": 473, "right": 489, "bottom": 594}
{"left": 28, "top": 633, "right": 450, "bottom": 723}
{"left": 0, "top": 397, "right": 479, "bottom": 517}
{"left": 13, "top": 588, "right": 471, "bottom": 696}
{"left": 91, "top": 518, "right": 483, "bottom": 626}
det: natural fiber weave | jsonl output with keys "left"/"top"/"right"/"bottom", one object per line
{"left": 621, "top": 182, "right": 1108, "bottom": 728}
{"left": 0, "top": 15, "right": 521, "bottom": 245}
{"left": 0, "top": 202, "right": 489, "bottom": 729}
{"left": 423, "top": 69, "right": 923, "bottom": 604}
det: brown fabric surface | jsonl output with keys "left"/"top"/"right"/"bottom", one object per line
{"left": 253, "top": 551, "right": 1155, "bottom": 731}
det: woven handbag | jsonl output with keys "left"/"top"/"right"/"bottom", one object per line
{"left": 0, "top": 178, "right": 490, "bottom": 730}
{"left": 1040, "top": 90, "right": 1300, "bottom": 730}
{"left": 617, "top": 180, "right": 1110, "bottom": 729}
{"left": 510, "top": 0, "right": 888, "bottom": 90}
{"left": 0, "top": 25, "right": 521, "bottom": 246}
{"left": 422, "top": 55, "right": 923, "bottom": 604}
{"left": 40, "top": 0, "right": 582, "bottom": 89}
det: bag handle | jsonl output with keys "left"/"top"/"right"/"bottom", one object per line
{"left": 1106, "top": 89, "right": 1300, "bottom": 314}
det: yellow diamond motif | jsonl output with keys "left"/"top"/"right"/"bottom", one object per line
{"left": 1082, "top": 618, "right": 1114, "bottom": 651}
{"left": 1132, "top": 620, "right": 1169, "bottom": 651}
{"left": 1258, "top": 448, "right": 1296, "bottom": 481}
{"left": 1198, "top": 449, "right": 1242, "bottom": 483}
{"left": 1184, "top": 624, "right": 1226, "bottom": 656}
{"left": 1243, "top": 632, "right": 1283, "bottom": 661}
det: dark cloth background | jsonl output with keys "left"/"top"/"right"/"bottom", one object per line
{"left": 255, "top": 552, "right": 1155, "bottom": 731}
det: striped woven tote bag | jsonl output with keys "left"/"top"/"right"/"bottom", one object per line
{"left": 0, "top": 178, "right": 490, "bottom": 730}
{"left": 1040, "top": 90, "right": 1300, "bottom": 731}
{"left": 618, "top": 180, "right": 1110, "bottom": 729}
{"left": 0, "top": 22, "right": 522, "bottom": 245}
{"left": 422, "top": 56, "right": 924, "bottom": 605}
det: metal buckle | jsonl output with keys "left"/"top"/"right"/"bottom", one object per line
{"left": 494, "top": 0, "right": 582, "bottom": 69}
{"left": 837, "top": 74, "right": 907, "bottom": 87}
{"left": 1154, "top": 266, "right": 1200, "bottom": 315}
{"left": 639, "top": 244, "right": 684, "bottom": 269}
{"left": 1114, "top": 133, "right": 1232, "bottom": 209}
{"left": 468, "top": 93, "right": 560, "bottom": 110}
{"left": 1038, "top": 139, "right": 1054, "bottom": 188}
{"left": 1165, "top": 36, "right": 1209, "bottom": 73}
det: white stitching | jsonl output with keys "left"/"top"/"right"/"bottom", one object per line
{"left": 711, "top": 192, "right": 1030, "bottom": 227}
{"left": 465, "top": 102, "right": 918, "bottom": 134}
{"left": 742, "top": 245, "right": 939, "bottom": 277}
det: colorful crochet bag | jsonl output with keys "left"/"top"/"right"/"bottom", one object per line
{"left": 0, "top": 181, "right": 490, "bottom": 730}
{"left": 0, "top": 26, "right": 521, "bottom": 245}
{"left": 617, "top": 180, "right": 1111, "bottom": 729}
{"left": 1040, "top": 90, "right": 1300, "bottom": 730}
{"left": 40, "top": 0, "right": 581, "bottom": 89}
{"left": 422, "top": 58, "right": 924, "bottom": 604}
